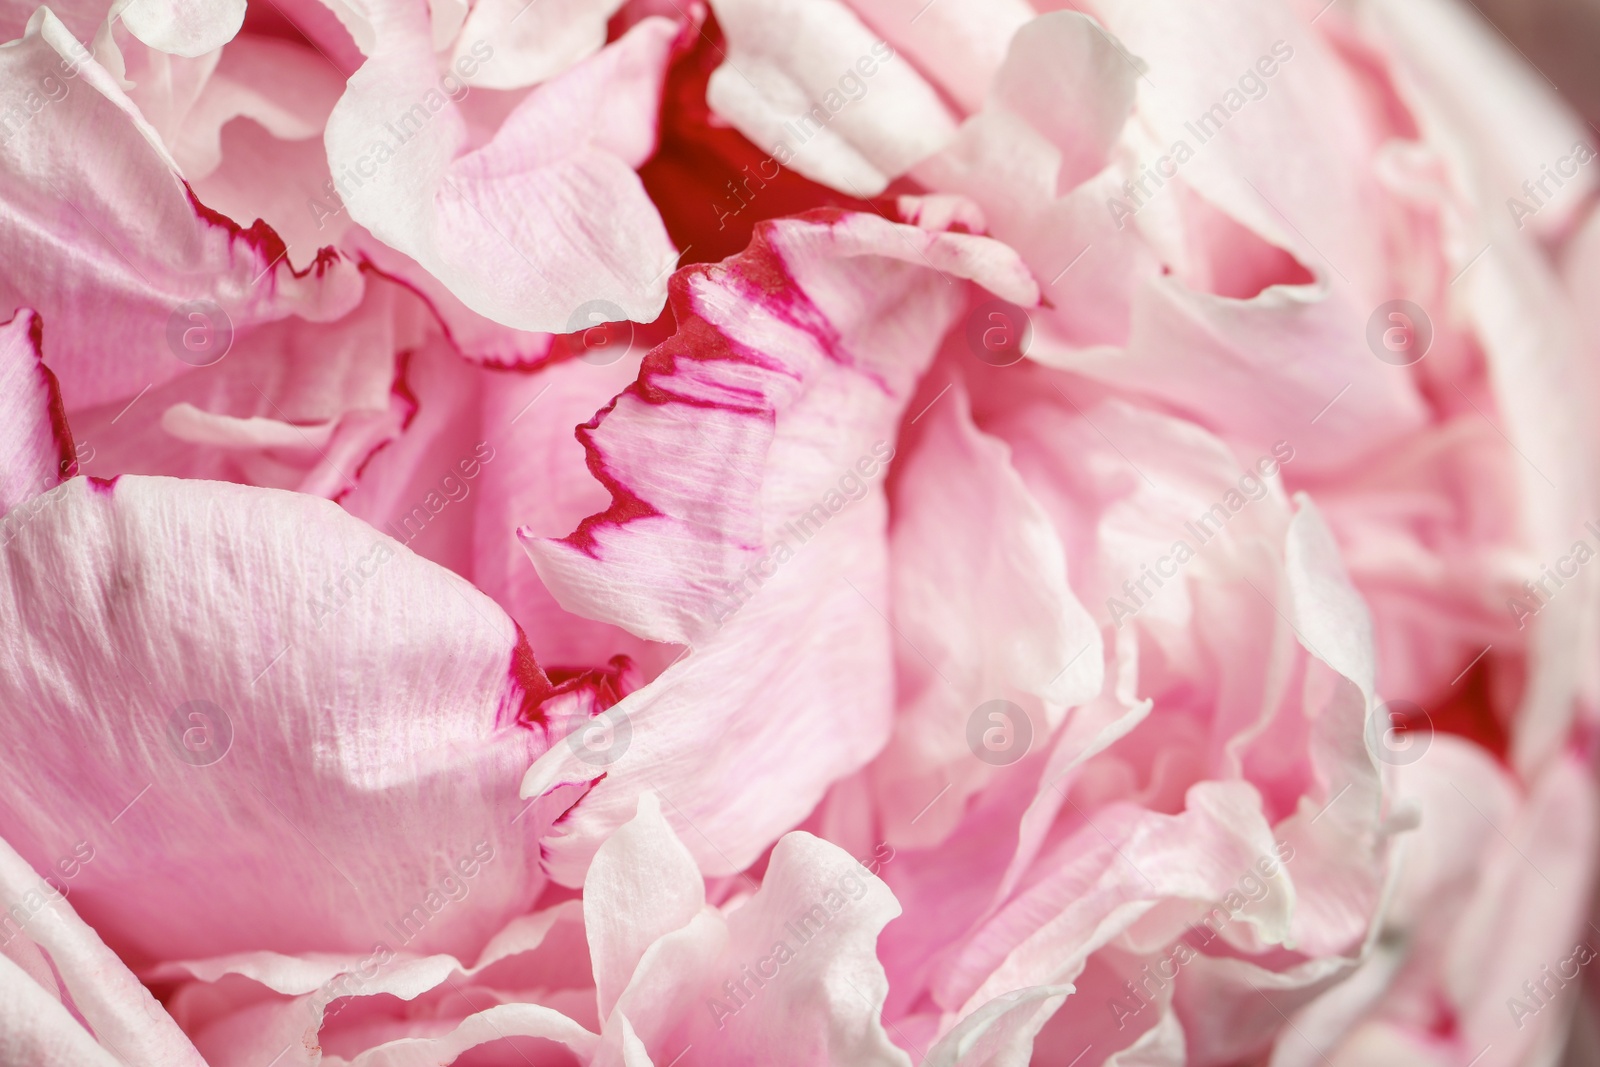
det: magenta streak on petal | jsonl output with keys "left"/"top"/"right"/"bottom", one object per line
{"left": 355, "top": 259, "right": 682, "bottom": 373}
{"left": 543, "top": 654, "right": 638, "bottom": 709}
{"left": 750, "top": 209, "right": 884, "bottom": 361}
{"left": 182, "top": 181, "right": 343, "bottom": 281}
{"left": 553, "top": 211, "right": 882, "bottom": 560}
{"left": 498, "top": 626, "right": 555, "bottom": 731}
{"left": 380, "top": 345, "right": 421, "bottom": 439}
{"left": 629, "top": 317, "right": 782, "bottom": 413}
{"left": 558, "top": 396, "right": 665, "bottom": 558}
{"left": 524, "top": 665, "right": 641, "bottom": 839}
{"left": 333, "top": 348, "right": 422, "bottom": 505}
{"left": 388, "top": 347, "right": 421, "bottom": 432}
{"left": 85, "top": 475, "right": 118, "bottom": 494}
{"left": 545, "top": 775, "right": 604, "bottom": 836}
{"left": 6, "top": 309, "right": 78, "bottom": 482}
{"left": 706, "top": 212, "right": 895, "bottom": 397}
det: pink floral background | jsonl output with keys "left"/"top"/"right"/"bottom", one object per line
{"left": 1, "top": 0, "right": 1599, "bottom": 1064}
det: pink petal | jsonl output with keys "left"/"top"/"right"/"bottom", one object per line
{"left": 519, "top": 213, "right": 1036, "bottom": 885}
{"left": 152, "top": 902, "right": 597, "bottom": 1065}
{"left": 112, "top": 0, "right": 245, "bottom": 57}
{"left": 680, "top": 832, "right": 910, "bottom": 1065}
{"left": 332, "top": 1005, "right": 597, "bottom": 1066}
{"left": 599, "top": 912, "right": 726, "bottom": 1063}
{"left": 1445, "top": 752, "right": 1597, "bottom": 1063}
{"left": 873, "top": 378, "right": 1102, "bottom": 846}
{"left": 1294, "top": 739, "right": 1599, "bottom": 1067}
{"left": 1089, "top": 0, "right": 1390, "bottom": 294}
{"left": 350, "top": 238, "right": 554, "bottom": 367}
{"left": 161, "top": 34, "right": 345, "bottom": 179}
{"left": 585, "top": 794, "right": 704, "bottom": 1020}
{"left": 1372, "top": 0, "right": 1597, "bottom": 239}
{"left": 1056, "top": 277, "right": 1428, "bottom": 478}
{"left": 1308, "top": 419, "right": 1524, "bottom": 710}
{"left": 0, "top": 835, "right": 205, "bottom": 1065}
{"left": 0, "top": 0, "right": 242, "bottom": 57}
{"left": 324, "top": 11, "right": 677, "bottom": 332}
{"left": 911, "top": 12, "right": 1155, "bottom": 348}
{"left": 525, "top": 210, "right": 1036, "bottom": 647}
{"left": 705, "top": 0, "right": 957, "bottom": 195}
{"left": 943, "top": 782, "right": 1288, "bottom": 1017}
{"left": 592, "top": 801, "right": 910, "bottom": 1066}
{"left": 1373, "top": 0, "right": 1600, "bottom": 773}
{"left": 524, "top": 495, "right": 898, "bottom": 885}
{"left": 448, "top": 0, "right": 626, "bottom": 90}
{"left": 0, "top": 476, "right": 559, "bottom": 963}
{"left": 66, "top": 275, "right": 419, "bottom": 496}
{"left": 0, "top": 10, "right": 363, "bottom": 411}
{"left": 0, "top": 963, "right": 126, "bottom": 1067}
{"left": 0, "top": 309, "right": 75, "bottom": 514}
{"left": 190, "top": 117, "right": 347, "bottom": 254}
{"left": 472, "top": 349, "right": 667, "bottom": 669}
{"left": 921, "top": 985, "right": 1073, "bottom": 1067}
{"left": 984, "top": 11, "right": 1138, "bottom": 195}
{"left": 843, "top": 0, "right": 1031, "bottom": 115}
{"left": 0, "top": 0, "right": 102, "bottom": 43}
{"left": 335, "top": 336, "right": 490, "bottom": 577}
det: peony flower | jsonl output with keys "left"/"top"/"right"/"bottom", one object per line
{"left": 1, "top": 0, "right": 1598, "bottom": 1064}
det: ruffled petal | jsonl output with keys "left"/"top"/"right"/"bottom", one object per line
{"left": 0, "top": 835, "right": 205, "bottom": 1065}
{"left": 873, "top": 378, "right": 1103, "bottom": 846}
{"left": 922, "top": 985, "right": 1073, "bottom": 1067}
{"left": 112, "top": 0, "right": 245, "bottom": 57}
{"left": 525, "top": 210, "right": 1036, "bottom": 646}
{"left": 324, "top": 10, "right": 677, "bottom": 332}
{"left": 0, "top": 0, "right": 242, "bottom": 57}
{"left": 0, "top": 10, "right": 362, "bottom": 411}
{"left": 448, "top": 0, "right": 625, "bottom": 90}
{"left": 520, "top": 212, "right": 1037, "bottom": 885}
{"left": 66, "top": 274, "right": 426, "bottom": 497}
{"left": 911, "top": 12, "right": 1154, "bottom": 349}
{"left": 585, "top": 794, "right": 704, "bottom": 1020}
{"left": 705, "top": 0, "right": 957, "bottom": 195}
{"left": 160, "top": 33, "right": 345, "bottom": 179}
{"left": 149, "top": 900, "right": 598, "bottom": 1065}
{"left": 842, "top": 0, "right": 1031, "bottom": 115}
{"left": 677, "top": 832, "right": 910, "bottom": 1066}
{"left": 524, "top": 498, "right": 898, "bottom": 885}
